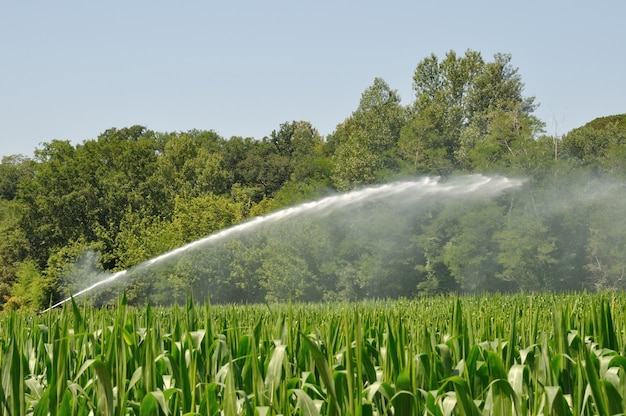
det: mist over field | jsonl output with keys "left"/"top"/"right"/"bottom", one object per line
{"left": 53, "top": 171, "right": 625, "bottom": 307}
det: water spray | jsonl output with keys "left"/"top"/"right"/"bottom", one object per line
{"left": 39, "top": 174, "right": 524, "bottom": 312}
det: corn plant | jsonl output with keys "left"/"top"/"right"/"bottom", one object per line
{"left": 1, "top": 292, "right": 626, "bottom": 414}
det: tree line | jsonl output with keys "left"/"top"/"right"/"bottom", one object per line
{"left": 1, "top": 49, "right": 625, "bottom": 309}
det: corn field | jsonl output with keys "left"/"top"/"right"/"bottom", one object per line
{"left": 1, "top": 293, "right": 626, "bottom": 415}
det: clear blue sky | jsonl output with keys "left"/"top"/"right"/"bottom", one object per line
{"left": 1, "top": 1, "right": 624, "bottom": 159}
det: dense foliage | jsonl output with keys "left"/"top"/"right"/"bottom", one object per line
{"left": 0, "top": 50, "right": 626, "bottom": 310}
{"left": 2, "top": 293, "right": 626, "bottom": 415}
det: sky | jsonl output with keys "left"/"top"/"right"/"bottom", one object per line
{"left": 1, "top": 0, "right": 624, "bottom": 159}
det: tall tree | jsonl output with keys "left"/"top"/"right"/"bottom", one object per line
{"left": 0, "top": 200, "right": 29, "bottom": 305}
{"left": 408, "top": 50, "right": 540, "bottom": 171}
{"left": 269, "top": 120, "right": 329, "bottom": 183}
{"left": 582, "top": 180, "right": 626, "bottom": 290}
{"left": 465, "top": 107, "right": 545, "bottom": 174}
{"left": 562, "top": 115, "right": 626, "bottom": 172}
{"left": 495, "top": 212, "right": 557, "bottom": 292}
{"left": 0, "top": 155, "right": 35, "bottom": 201}
{"left": 237, "top": 140, "right": 291, "bottom": 200}
{"left": 408, "top": 50, "right": 483, "bottom": 170}
{"left": 16, "top": 127, "right": 163, "bottom": 270}
{"left": 399, "top": 106, "right": 453, "bottom": 174}
{"left": 442, "top": 201, "right": 507, "bottom": 292}
{"left": 466, "top": 53, "right": 537, "bottom": 129}
{"left": 330, "top": 78, "right": 405, "bottom": 190}
{"left": 17, "top": 139, "right": 85, "bottom": 266}
{"left": 156, "top": 131, "right": 232, "bottom": 198}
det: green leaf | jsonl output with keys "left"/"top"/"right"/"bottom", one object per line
{"left": 507, "top": 364, "right": 526, "bottom": 398}
{"left": 292, "top": 388, "right": 320, "bottom": 416}
{"left": 582, "top": 344, "right": 609, "bottom": 415}
{"left": 603, "top": 380, "right": 624, "bottom": 415}
{"left": 301, "top": 333, "right": 340, "bottom": 414}
{"left": 543, "top": 386, "right": 572, "bottom": 416}
{"left": 440, "top": 376, "right": 481, "bottom": 416}
{"left": 483, "top": 378, "right": 521, "bottom": 416}
{"left": 264, "top": 342, "right": 286, "bottom": 392}
{"left": 58, "top": 389, "right": 74, "bottom": 415}
{"left": 140, "top": 392, "right": 160, "bottom": 416}
{"left": 92, "top": 360, "right": 114, "bottom": 416}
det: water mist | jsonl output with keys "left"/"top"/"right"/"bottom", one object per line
{"left": 41, "top": 174, "right": 523, "bottom": 311}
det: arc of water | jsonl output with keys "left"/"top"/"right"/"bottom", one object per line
{"left": 41, "top": 270, "right": 128, "bottom": 312}
{"left": 40, "top": 174, "right": 524, "bottom": 312}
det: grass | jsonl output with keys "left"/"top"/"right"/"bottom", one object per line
{"left": 1, "top": 292, "right": 626, "bottom": 415}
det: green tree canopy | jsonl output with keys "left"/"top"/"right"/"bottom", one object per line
{"left": 562, "top": 114, "right": 626, "bottom": 171}
{"left": 330, "top": 77, "right": 406, "bottom": 190}
{"left": 405, "top": 50, "right": 540, "bottom": 171}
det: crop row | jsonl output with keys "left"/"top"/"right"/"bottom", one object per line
{"left": 0, "top": 292, "right": 625, "bottom": 415}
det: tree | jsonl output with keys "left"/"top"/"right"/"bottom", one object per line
{"left": 41, "top": 238, "right": 108, "bottom": 307}
{"left": 412, "top": 203, "right": 461, "bottom": 295}
{"left": 258, "top": 254, "right": 318, "bottom": 302}
{"left": 160, "top": 237, "right": 265, "bottom": 305}
{"left": 0, "top": 200, "right": 28, "bottom": 305}
{"left": 409, "top": 50, "right": 483, "bottom": 169}
{"left": 495, "top": 213, "right": 557, "bottom": 292}
{"left": 156, "top": 131, "right": 232, "bottom": 198}
{"left": 237, "top": 140, "right": 291, "bottom": 200}
{"left": 533, "top": 174, "right": 592, "bottom": 291}
{"left": 17, "top": 140, "right": 86, "bottom": 267}
{"left": 113, "top": 193, "right": 243, "bottom": 270}
{"left": 331, "top": 78, "right": 406, "bottom": 190}
{"left": 399, "top": 107, "right": 453, "bottom": 174}
{"left": 466, "top": 107, "right": 545, "bottom": 174}
{"left": 3, "top": 260, "right": 50, "bottom": 310}
{"left": 409, "top": 50, "right": 540, "bottom": 171}
{"left": 562, "top": 114, "right": 626, "bottom": 171}
{"left": 584, "top": 187, "right": 626, "bottom": 290}
{"left": 280, "top": 120, "right": 330, "bottom": 183}
{"left": 16, "top": 128, "right": 165, "bottom": 271}
{"left": 442, "top": 201, "right": 507, "bottom": 292}
{"left": 168, "top": 194, "right": 244, "bottom": 243}
{"left": 257, "top": 220, "right": 332, "bottom": 302}
{"left": 330, "top": 138, "right": 381, "bottom": 191}
{"left": 231, "top": 121, "right": 328, "bottom": 202}
{"left": 465, "top": 53, "right": 537, "bottom": 130}
{"left": 0, "top": 155, "right": 35, "bottom": 201}
{"left": 461, "top": 54, "right": 542, "bottom": 170}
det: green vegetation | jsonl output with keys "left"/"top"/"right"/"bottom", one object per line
{"left": 0, "top": 49, "right": 625, "bottom": 310}
{"left": 1, "top": 293, "right": 626, "bottom": 415}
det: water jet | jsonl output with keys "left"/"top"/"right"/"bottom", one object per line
{"left": 41, "top": 174, "right": 523, "bottom": 311}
